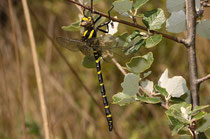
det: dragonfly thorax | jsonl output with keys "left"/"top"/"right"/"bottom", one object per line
{"left": 80, "top": 17, "right": 93, "bottom": 27}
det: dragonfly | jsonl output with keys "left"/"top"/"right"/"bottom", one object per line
{"left": 57, "top": 6, "right": 115, "bottom": 131}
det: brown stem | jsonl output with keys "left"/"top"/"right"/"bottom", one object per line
{"left": 197, "top": 74, "right": 210, "bottom": 84}
{"left": 186, "top": 0, "right": 199, "bottom": 137}
{"left": 67, "top": 0, "right": 187, "bottom": 46}
{"left": 186, "top": 0, "right": 199, "bottom": 108}
{"left": 21, "top": 0, "right": 50, "bottom": 138}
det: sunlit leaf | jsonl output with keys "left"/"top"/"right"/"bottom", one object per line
{"left": 145, "top": 34, "right": 162, "bottom": 48}
{"left": 142, "top": 8, "right": 166, "bottom": 30}
{"left": 108, "top": 20, "right": 119, "bottom": 35}
{"left": 121, "top": 73, "right": 140, "bottom": 96}
{"left": 126, "top": 52, "right": 154, "bottom": 74}
{"left": 166, "top": 0, "right": 185, "bottom": 13}
{"left": 196, "top": 20, "right": 210, "bottom": 39}
{"left": 166, "top": 10, "right": 186, "bottom": 33}
{"left": 140, "top": 79, "right": 154, "bottom": 93}
{"left": 133, "top": 0, "right": 149, "bottom": 10}
{"left": 158, "top": 69, "right": 189, "bottom": 98}
{"left": 195, "top": 0, "right": 201, "bottom": 12}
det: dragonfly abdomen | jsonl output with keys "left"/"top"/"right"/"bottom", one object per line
{"left": 93, "top": 50, "right": 113, "bottom": 131}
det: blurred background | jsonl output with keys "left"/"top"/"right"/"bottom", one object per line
{"left": 0, "top": 0, "right": 209, "bottom": 138}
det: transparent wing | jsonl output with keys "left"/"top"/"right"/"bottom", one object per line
{"left": 56, "top": 37, "right": 93, "bottom": 56}
{"left": 56, "top": 37, "right": 83, "bottom": 52}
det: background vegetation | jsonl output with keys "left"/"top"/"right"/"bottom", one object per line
{"left": 0, "top": 0, "right": 209, "bottom": 138}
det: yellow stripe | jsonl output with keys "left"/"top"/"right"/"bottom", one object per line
{"left": 102, "top": 95, "right": 106, "bottom": 98}
{"left": 83, "top": 30, "right": 88, "bottom": 37}
{"left": 93, "top": 50, "right": 97, "bottom": 53}
{"left": 100, "top": 83, "right": 103, "bottom": 86}
{"left": 107, "top": 114, "right": 112, "bottom": 118}
{"left": 109, "top": 121, "right": 113, "bottom": 123}
{"left": 105, "top": 106, "right": 109, "bottom": 109}
{"left": 82, "top": 17, "right": 89, "bottom": 21}
{"left": 88, "top": 30, "right": 95, "bottom": 39}
{"left": 97, "top": 71, "right": 101, "bottom": 74}
{"left": 95, "top": 57, "right": 101, "bottom": 63}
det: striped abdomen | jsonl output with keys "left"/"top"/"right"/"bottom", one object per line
{"left": 93, "top": 49, "right": 113, "bottom": 131}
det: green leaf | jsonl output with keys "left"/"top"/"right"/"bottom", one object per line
{"left": 142, "top": 8, "right": 166, "bottom": 30}
{"left": 190, "top": 105, "right": 209, "bottom": 115}
{"left": 196, "top": 113, "right": 210, "bottom": 132}
{"left": 82, "top": 56, "right": 96, "bottom": 68}
{"left": 196, "top": 20, "right": 210, "bottom": 39}
{"left": 61, "top": 21, "right": 81, "bottom": 32}
{"left": 126, "top": 52, "right": 154, "bottom": 74}
{"left": 133, "top": 0, "right": 149, "bottom": 10}
{"left": 145, "top": 34, "right": 162, "bottom": 48}
{"left": 137, "top": 95, "right": 161, "bottom": 104}
{"left": 169, "top": 102, "right": 191, "bottom": 111}
{"left": 193, "top": 111, "right": 207, "bottom": 121}
{"left": 167, "top": 103, "right": 192, "bottom": 124}
{"left": 155, "top": 85, "right": 168, "bottom": 97}
{"left": 124, "top": 37, "right": 145, "bottom": 55}
{"left": 113, "top": 0, "right": 133, "bottom": 14}
{"left": 112, "top": 92, "right": 136, "bottom": 106}
{"left": 121, "top": 73, "right": 140, "bottom": 96}
{"left": 171, "top": 123, "right": 185, "bottom": 136}
{"left": 167, "top": 115, "right": 183, "bottom": 126}
{"left": 169, "top": 97, "right": 185, "bottom": 103}
{"left": 124, "top": 31, "right": 144, "bottom": 54}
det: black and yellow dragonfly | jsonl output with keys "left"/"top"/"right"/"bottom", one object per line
{"left": 57, "top": 6, "right": 115, "bottom": 131}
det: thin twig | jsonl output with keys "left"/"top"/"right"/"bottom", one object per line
{"left": 106, "top": 51, "right": 127, "bottom": 76}
{"left": 21, "top": 0, "right": 50, "bottom": 139}
{"left": 91, "top": 0, "right": 93, "bottom": 13}
{"left": 67, "top": 0, "right": 187, "bottom": 46}
{"left": 8, "top": 0, "right": 27, "bottom": 138}
{"left": 197, "top": 74, "right": 210, "bottom": 84}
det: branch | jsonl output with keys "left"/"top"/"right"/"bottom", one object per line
{"left": 67, "top": 0, "right": 187, "bottom": 46}
{"left": 106, "top": 51, "right": 127, "bottom": 76}
{"left": 197, "top": 74, "right": 210, "bottom": 84}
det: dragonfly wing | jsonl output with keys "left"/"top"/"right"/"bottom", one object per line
{"left": 56, "top": 37, "right": 83, "bottom": 52}
{"left": 77, "top": 44, "right": 93, "bottom": 56}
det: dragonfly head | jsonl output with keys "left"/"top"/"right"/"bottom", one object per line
{"left": 80, "top": 17, "right": 93, "bottom": 27}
